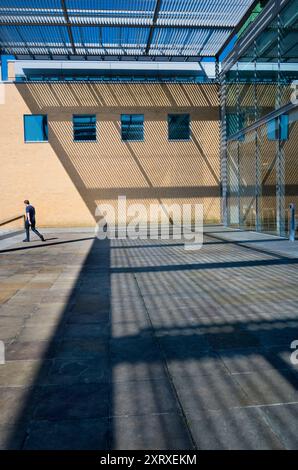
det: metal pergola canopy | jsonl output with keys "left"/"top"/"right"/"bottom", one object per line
{"left": 0, "top": 0, "right": 256, "bottom": 60}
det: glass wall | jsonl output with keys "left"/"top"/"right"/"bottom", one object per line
{"left": 227, "top": 108, "right": 298, "bottom": 237}
{"left": 284, "top": 109, "right": 298, "bottom": 236}
{"left": 224, "top": 0, "right": 298, "bottom": 237}
{"left": 227, "top": 139, "right": 240, "bottom": 226}
{"left": 257, "top": 123, "right": 277, "bottom": 234}
{"left": 239, "top": 131, "right": 257, "bottom": 231}
{"left": 225, "top": 0, "right": 298, "bottom": 138}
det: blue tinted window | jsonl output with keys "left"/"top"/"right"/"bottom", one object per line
{"left": 24, "top": 115, "right": 48, "bottom": 142}
{"left": 267, "top": 116, "right": 289, "bottom": 141}
{"left": 121, "top": 114, "right": 144, "bottom": 141}
{"left": 168, "top": 114, "right": 190, "bottom": 140}
{"left": 227, "top": 113, "right": 245, "bottom": 138}
{"left": 73, "top": 115, "right": 96, "bottom": 141}
{"left": 280, "top": 114, "right": 289, "bottom": 141}
{"left": 267, "top": 119, "right": 278, "bottom": 140}
{"left": 227, "top": 114, "right": 238, "bottom": 138}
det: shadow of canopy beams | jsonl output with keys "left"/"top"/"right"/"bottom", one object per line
{"left": 15, "top": 82, "right": 221, "bottom": 226}
{"left": 4, "top": 231, "right": 298, "bottom": 449}
{"left": 110, "top": 257, "right": 298, "bottom": 274}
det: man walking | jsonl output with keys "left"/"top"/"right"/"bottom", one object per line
{"left": 23, "top": 200, "right": 45, "bottom": 242}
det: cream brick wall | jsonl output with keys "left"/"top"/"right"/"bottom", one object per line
{"left": 0, "top": 82, "right": 220, "bottom": 227}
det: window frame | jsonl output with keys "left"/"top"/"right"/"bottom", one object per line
{"left": 267, "top": 115, "right": 289, "bottom": 141}
{"left": 73, "top": 114, "right": 97, "bottom": 142}
{"left": 121, "top": 114, "right": 144, "bottom": 142}
{"left": 168, "top": 113, "right": 191, "bottom": 141}
{"left": 23, "top": 114, "right": 48, "bottom": 143}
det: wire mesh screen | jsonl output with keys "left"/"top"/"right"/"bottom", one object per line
{"left": 239, "top": 130, "right": 256, "bottom": 230}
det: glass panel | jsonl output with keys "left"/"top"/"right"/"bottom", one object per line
{"left": 267, "top": 116, "right": 289, "bottom": 141}
{"left": 121, "top": 114, "right": 144, "bottom": 141}
{"left": 227, "top": 139, "right": 240, "bottom": 226}
{"left": 24, "top": 115, "right": 48, "bottom": 142}
{"left": 254, "top": 10, "right": 279, "bottom": 115}
{"left": 17, "top": 68, "right": 210, "bottom": 83}
{"left": 225, "top": 80, "right": 239, "bottom": 137}
{"left": 225, "top": 0, "right": 298, "bottom": 135}
{"left": 280, "top": 0, "right": 298, "bottom": 107}
{"left": 73, "top": 115, "right": 96, "bottom": 141}
{"left": 238, "top": 78, "right": 256, "bottom": 129}
{"left": 226, "top": 113, "right": 244, "bottom": 138}
{"left": 267, "top": 119, "right": 278, "bottom": 141}
{"left": 284, "top": 109, "right": 298, "bottom": 238}
{"left": 224, "top": 0, "right": 298, "bottom": 235}
{"left": 258, "top": 123, "right": 277, "bottom": 234}
{"left": 239, "top": 130, "right": 257, "bottom": 230}
{"left": 280, "top": 114, "right": 289, "bottom": 141}
{"left": 168, "top": 114, "right": 190, "bottom": 140}
{"left": 256, "top": 83, "right": 278, "bottom": 120}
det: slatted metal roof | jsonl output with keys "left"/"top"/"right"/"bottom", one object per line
{"left": 0, "top": 0, "right": 256, "bottom": 60}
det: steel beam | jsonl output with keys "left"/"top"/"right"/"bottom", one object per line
{"left": 10, "top": 53, "right": 214, "bottom": 61}
{"left": 60, "top": 0, "right": 76, "bottom": 55}
{"left": 220, "top": 0, "right": 292, "bottom": 73}
{"left": 216, "top": 0, "right": 263, "bottom": 59}
{"left": 0, "top": 19, "right": 234, "bottom": 30}
{"left": 145, "top": 0, "right": 162, "bottom": 54}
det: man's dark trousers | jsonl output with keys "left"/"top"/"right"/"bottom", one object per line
{"left": 25, "top": 220, "right": 43, "bottom": 242}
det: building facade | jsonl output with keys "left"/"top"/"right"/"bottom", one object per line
{"left": 1, "top": 0, "right": 297, "bottom": 237}
{"left": 0, "top": 63, "right": 220, "bottom": 228}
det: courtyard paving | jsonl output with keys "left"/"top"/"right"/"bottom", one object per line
{"left": 0, "top": 226, "right": 298, "bottom": 449}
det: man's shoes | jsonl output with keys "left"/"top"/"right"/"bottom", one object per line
{"left": 41, "top": 236, "right": 45, "bottom": 242}
{"left": 23, "top": 239, "right": 29, "bottom": 242}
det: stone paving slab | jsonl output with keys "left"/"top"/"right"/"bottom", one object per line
{"left": 158, "top": 334, "right": 210, "bottom": 356}
{"left": 111, "top": 361, "right": 167, "bottom": 383}
{"left": 0, "top": 360, "right": 51, "bottom": 387}
{"left": 43, "top": 357, "right": 109, "bottom": 386}
{"left": 5, "top": 340, "right": 57, "bottom": 361}
{"left": 18, "top": 324, "right": 63, "bottom": 342}
{"left": 110, "top": 337, "right": 163, "bottom": 364}
{"left": 33, "top": 383, "right": 109, "bottom": 421}
{"left": 172, "top": 372, "right": 250, "bottom": 412}
{"left": 112, "top": 378, "right": 180, "bottom": 417}
{"left": 217, "top": 347, "right": 295, "bottom": 374}
{"left": 187, "top": 407, "right": 284, "bottom": 450}
{"left": 204, "top": 225, "right": 298, "bottom": 259}
{"left": 165, "top": 353, "right": 228, "bottom": 379}
{"left": 0, "top": 228, "right": 298, "bottom": 449}
{"left": 260, "top": 403, "right": 298, "bottom": 450}
{"left": 0, "top": 387, "right": 37, "bottom": 427}
{"left": 0, "top": 423, "right": 28, "bottom": 450}
{"left": 232, "top": 368, "right": 298, "bottom": 406}
{"left": 111, "top": 320, "right": 152, "bottom": 339}
{"left": 56, "top": 339, "right": 109, "bottom": 360}
{"left": 23, "top": 418, "right": 109, "bottom": 450}
{"left": 111, "top": 413, "right": 192, "bottom": 450}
